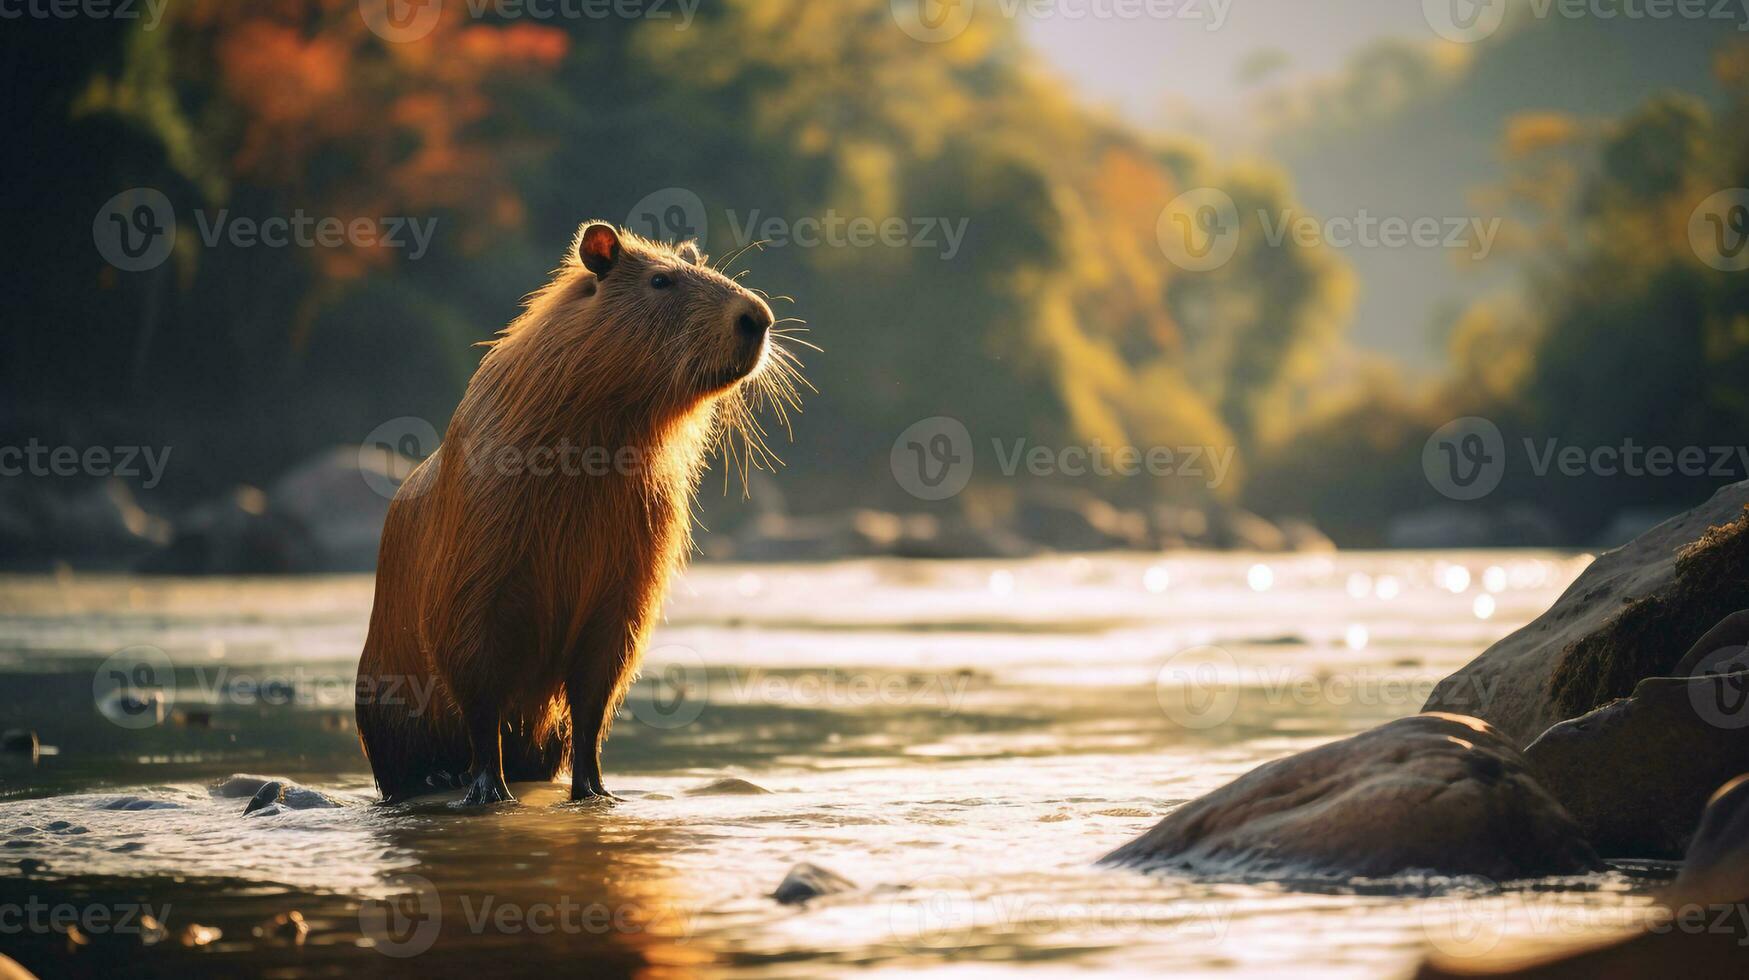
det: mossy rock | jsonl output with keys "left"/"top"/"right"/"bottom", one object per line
{"left": 1424, "top": 480, "right": 1749, "bottom": 746}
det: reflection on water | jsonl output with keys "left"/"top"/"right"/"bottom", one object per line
{"left": 0, "top": 552, "right": 1665, "bottom": 977}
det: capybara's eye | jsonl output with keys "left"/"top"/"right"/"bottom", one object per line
{"left": 650, "top": 273, "right": 674, "bottom": 290}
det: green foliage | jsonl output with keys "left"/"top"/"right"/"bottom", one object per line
{"left": 12, "top": 0, "right": 1353, "bottom": 508}
{"left": 1250, "top": 47, "right": 1749, "bottom": 541}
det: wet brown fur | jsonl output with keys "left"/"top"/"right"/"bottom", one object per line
{"left": 355, "top": 223, "right": 804, "bottom": 803}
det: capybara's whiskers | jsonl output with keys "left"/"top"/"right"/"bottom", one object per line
{"left": 714, "top": 239, "right": 768, "bottom": 275}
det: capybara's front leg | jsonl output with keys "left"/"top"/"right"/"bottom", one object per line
{"left": 459, "top": 699, "right": 515, "bottom": 806}
{"left": 567, "top": 655, "right": 626, "bottom": 802}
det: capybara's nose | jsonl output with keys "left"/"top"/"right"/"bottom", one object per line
{"left": 735, "top": 298, "right": 773, "bottom": 340}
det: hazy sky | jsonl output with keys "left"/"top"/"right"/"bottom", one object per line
{"left": 1021, "top": 0, "right": 1439, "bottom": 125}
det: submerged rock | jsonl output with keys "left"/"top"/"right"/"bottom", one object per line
{"left": 253, "top": 910, "right": 310, "bottom": 945}
{"left": 1102, "top": 713, "right": 1600, "bottom": 881}
{"left": 1525, "top": 668, "right": 1749, "bottom": 859}
{"left": 212, "top": 774, "right": 345, "bottom": 813}
{"left": 96, "top": 797, "right": 183, "bottom": 811}
{"left": 1674, "top": 774, "right": 1749, "bottom": 902}
{"left": 772, "top": 862, "right": 856, "bottom": 905}
{"left": 1413, "top": 774, "right": 1749, "bottom": 979}
{"left": 686, "top": 777, "right": 771, "bottom": 796}
{"left": 244, "top": 781, "right": 286, "bottom": 816}
{"left": 1424, "top": 485, "right": 1749, "bottom": 746}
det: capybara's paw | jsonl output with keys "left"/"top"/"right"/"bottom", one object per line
{"left": 570, "top": 784, "right": 622, "bottom": 804}
{"left": 458, "top": 770, "right": 516, "bottom": 807}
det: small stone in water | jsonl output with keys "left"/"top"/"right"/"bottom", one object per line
{"left": 177, "top": 923, "right": 222, "bottom": 947}
{"left": 686, "top": 777, "right": 771, "bottom": 796}
{"left": 245, "top": 781, "right": 286, "bottom": 815}
{"left": 253, "top": 910, "right": 309, "bottom": 945}
{"left": 0, "top": 730, "right": 38, "bottom": 755}
{"left": 772, "top": 862, "right": 856, "bottom": 905}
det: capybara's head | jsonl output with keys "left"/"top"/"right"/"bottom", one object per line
{"left": 561, "top": 222, "right": 776, "bottom": 400}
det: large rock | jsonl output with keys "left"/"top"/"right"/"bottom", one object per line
{"left": 1674, "top": 773, "right": 1749, "bottom": 902}
{"left": 724, "top": 509, "right": 1036, "bottom": 561}
{"left": 267, "top": 447, "right": 406, "bottom": 571}
{"left": 140, "top": 485, "right": 309, "bottom": 574}
{"left": 142, "top": 447, "right": 414, "bottom": 574}
{"left": 1013, "top": 487, "right": 1152, "bottom": 552}
{"left": 1101, "top": 713, "right": 1600, "bottom": 880}
{"left": 0, "top": 478, "right": 169, "bottom": 570}
{"left": 1413, "top": 774, "right": 1749, "bottom": 979}
{"left": 1524, "top": 669, "right": 1749, "bottom": 858}
{"left": 1385, "top": 504, "right": 1562, "bottom": 549}
{"left": 1672, "top": 609, "right": 1749, "bottom": 676}
{"left": 771, "top": 862, "right": 856, "bottom": 905}
{"left": 1423, "top": 482, "right": 1749, "bottom": 746}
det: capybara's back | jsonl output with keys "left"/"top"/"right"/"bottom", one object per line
{"left": 356, "top": 449, "right": 571, "bottom": 801}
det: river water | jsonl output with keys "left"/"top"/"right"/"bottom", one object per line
{"left": 0, "top": 552, "right": 1670, "bottom": 977}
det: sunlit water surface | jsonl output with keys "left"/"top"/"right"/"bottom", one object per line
{"left": 0, "top": 552, "right": 1668, "bottom": 977}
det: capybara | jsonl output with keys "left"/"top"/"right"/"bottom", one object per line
{"left": 356, "top": 222, "right": 803, "bottom": 804}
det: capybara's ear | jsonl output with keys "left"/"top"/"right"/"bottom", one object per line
{"left": 678, "top": 241, "right": 704, "bottom": 266}
{"left": 578, "top": 223, "right": 622, "bottom": 278}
